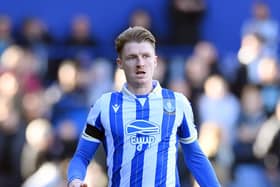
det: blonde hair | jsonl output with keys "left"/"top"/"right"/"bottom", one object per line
{"left": 115, "top": 26, "right": 156, "bottom": 56}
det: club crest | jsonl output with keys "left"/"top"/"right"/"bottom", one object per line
{"left": 163, "top": 99, "right": 175, "bottom": 114}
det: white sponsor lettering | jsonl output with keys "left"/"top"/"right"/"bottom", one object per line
{"left": 130, "top": 136, "right": 156, "bottom": 151}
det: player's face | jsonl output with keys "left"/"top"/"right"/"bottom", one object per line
{"left": 117, "top": 41, "right": 157, "bottom": 91}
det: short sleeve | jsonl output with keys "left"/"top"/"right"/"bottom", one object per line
{"left": 82, "top": 97, "right": 104, "bottom": 142}
{"left": 86, "top": 98, "right": 103, "bottom": 129}
{"left": 177, "top": 93, "right": 198, "bottom": 144}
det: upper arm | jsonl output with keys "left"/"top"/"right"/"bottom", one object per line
{"left": 177, "top": 93, "right": 198, "bottom": 144}
{"left": 82, "top": 97, "right": 105, "bottom": 143}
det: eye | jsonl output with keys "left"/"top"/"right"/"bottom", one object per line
{"left": 126, "top": 55, "right": 137, "bottom": 60}
{"left": 142, "top": 54, "right": 150, "bottom": 59}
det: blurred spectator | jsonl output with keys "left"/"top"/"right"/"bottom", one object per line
{"left": 184, "top": 55, "right": 209, "bottom": 98}
{"left": 231, "top": 84, "right": 270, "bottom": 187}
{"left": 44, "top": 60, "right": 88, "bottom": 162}
{"left": 197, "top": 75, "right": 240, "bottom": 144}
{"left": 0, "top": 45, "right": 43, "bottom": 95}
{"left": 0, "top": 45, "right": 24, "bottom": 72}
{"left": 84, "top": 58, "right": 114, "bottom": 105}
{"left": 241, "top": 1, "right": 279, "bottom": 56}
{"left": 49, "top": 60, "right": 88, "bottom": 139}
{"left": 21, "top": 89, "right": 50, "bottom": 124}
{"left": 0, "top": 97, "right": 24, "bottom": 187}
{"left": 153, "top": 55, "right": 169, "bottom": 87}
{"left": 129, "top": 9, "right": 152, "bottom": 30}
{"left": 113, "top": 67, "right": 126, "bottom": 91}
{"left": 167, "top": 78, "right": 191, "bottom": 99}
{"left": 15, "top": 17, "right": 54, "bottom": 80}
{"left": 238, "top": 33, "right": 264, "bottom": 66}
{"left": 234, "top": 33, "right": 280, "bottom": 106}
{"left": 0, "top": 15, "right": 14, "bottom": 55}
{"left": 127, "top": 8, "right": 164, "bottom": 44}
{"left": 0, "top": 71, "right": 19, "bottom": 101}
{"left": 197, "top": 75, "right": 240, "bottom": 185}
{"left": 193, "top": 41, "right": 221, "bottom": 76}
{"left": 168, "top": 55, "right": 188, "bottom": 85}
{"left": 16, "top": 17, "right": 53, "bottom": 47}
{"left": 254, "top": 100, "right": 280, "bottom": 186}
{"left": 21, "top": 118, "right": 67, "bottom": 187}
{"left": 233, "top": 33, "right": 275, "bottom": 97}
{"left": 237, "top": 33, "right": 264, "bottom": 84}
{"left": 184, "top": 55, "right": 210, "bottom": 123}
{"left": 64, "top": 14, "right": 97, "bottom": 47}
{"left": 169, "top": 0, "right": 206, "bottom": 45}
{"left": 63, "top": 14, "right": 97, "bottom": 78}
{"left": 21, "top": 118, "right": 54, "bottom": 179}
{"left": 17, "top": 48, "right": 44, "bottom": 93}
{"left": 83, "top": 161, "right": 108, "bottom": 187}
{"left": 22, "top": 161, "right": 65, "bottom": 187}
{"left": 127, "top": 8, "right": 171, "bottom": 45}
{"left": 257, "top": 56, "right": 280, "bottom": 116}
{"left": 198, "top": 122, "right": 223, "bottom": 185}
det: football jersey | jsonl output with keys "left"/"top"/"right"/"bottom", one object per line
{"left": 82, "top": 80, "right": 197, "bottom": 187}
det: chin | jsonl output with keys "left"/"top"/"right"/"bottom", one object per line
{"left": 135, "top": 79, "right": 149, "bottom": 86}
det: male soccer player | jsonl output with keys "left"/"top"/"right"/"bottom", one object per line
{"left": 67, "top": 26, "right": 221, "bottom": 187}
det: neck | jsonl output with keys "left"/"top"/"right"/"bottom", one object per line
{"left": 126, "top": 83, "right": 153, "bottom": 95}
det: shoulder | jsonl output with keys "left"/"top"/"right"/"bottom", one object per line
{"left": 96, "top": 91, "right": 122, "bottom": 102}
{"left": 160, "top": 88, "right": 190, "bottom": 103}
{"left": 161, "top": 88, "right": 192, "bottom": 108}
{"left": 173, "top": 92, "right": 194, "bottom": 115}
{"left": 90, "top": 91, "right": 121, "bottom": 110}
{"left": 174, "top": 91, "right": 191, "bottom": 104}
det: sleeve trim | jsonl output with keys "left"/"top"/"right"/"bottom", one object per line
{"left": 179, "top": 134, "right": 197, "bottom": 144}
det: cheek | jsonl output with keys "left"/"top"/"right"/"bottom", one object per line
{"left": 151, "top": 62, "right": 157, "bottom": 70}
{"left": 122, "top": 64, "right": 134, "bottom": 73}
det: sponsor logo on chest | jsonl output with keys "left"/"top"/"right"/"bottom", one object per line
{"left": 126, "top": 120, "right": 160, "bottom": 151}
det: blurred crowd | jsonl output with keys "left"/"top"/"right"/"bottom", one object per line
{"left": 0, "top": 0, "right": 279, "bottom": 187}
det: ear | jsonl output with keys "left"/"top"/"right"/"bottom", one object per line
{"left": 154, "top": 55, "right": 158, "bottom": 67}
{"left": 116, "top": 57, "right": 123, "bottom": 69}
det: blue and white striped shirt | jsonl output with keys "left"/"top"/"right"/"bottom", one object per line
{"left": 80, "top": 80, "right": 197, "bottom": 187}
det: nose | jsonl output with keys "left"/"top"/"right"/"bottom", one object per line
{"left": 136, "top": 56, "right": 145, "bottom": 66}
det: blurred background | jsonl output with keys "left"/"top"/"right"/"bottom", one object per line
{"left": 0, "top": 0, "right": 280, "bottom": 186}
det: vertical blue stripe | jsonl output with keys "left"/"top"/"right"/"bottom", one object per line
{"left": 175, "top": 135, "right": 180, "bottom": 187}
{"left": 175, "top": 167, "right": 180, "bottom": 187}
{"left": 95, "top": 112, "right": 108, "bottom": 163}
{"left": 109, "top": 92, "right": 124, "bottom": 187}
{"left": 130, "top": 97, "right": 149, "bottom": 187}
{"left": 95, "top": 113, "right": 103, "bottom": 130}
{"left": 155, "top": 89, "right": 176, "bottom": 187}
{"left": 178, "top": 115, "right": 191, "bottom": 138}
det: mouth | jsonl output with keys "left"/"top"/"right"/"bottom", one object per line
{"left": 136, "top": 71, "right": 146, "bottom": 75}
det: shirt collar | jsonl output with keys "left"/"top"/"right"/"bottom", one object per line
{"left": 121, "top": 80, "right": 162, "bottom": 99}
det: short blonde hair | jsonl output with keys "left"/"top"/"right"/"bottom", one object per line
{"left": 115, "top": 26, "right": 156, "bottom": 56}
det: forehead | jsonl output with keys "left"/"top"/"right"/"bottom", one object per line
{"left": 122, "top": 41, "right": 155, "bottom": 55}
